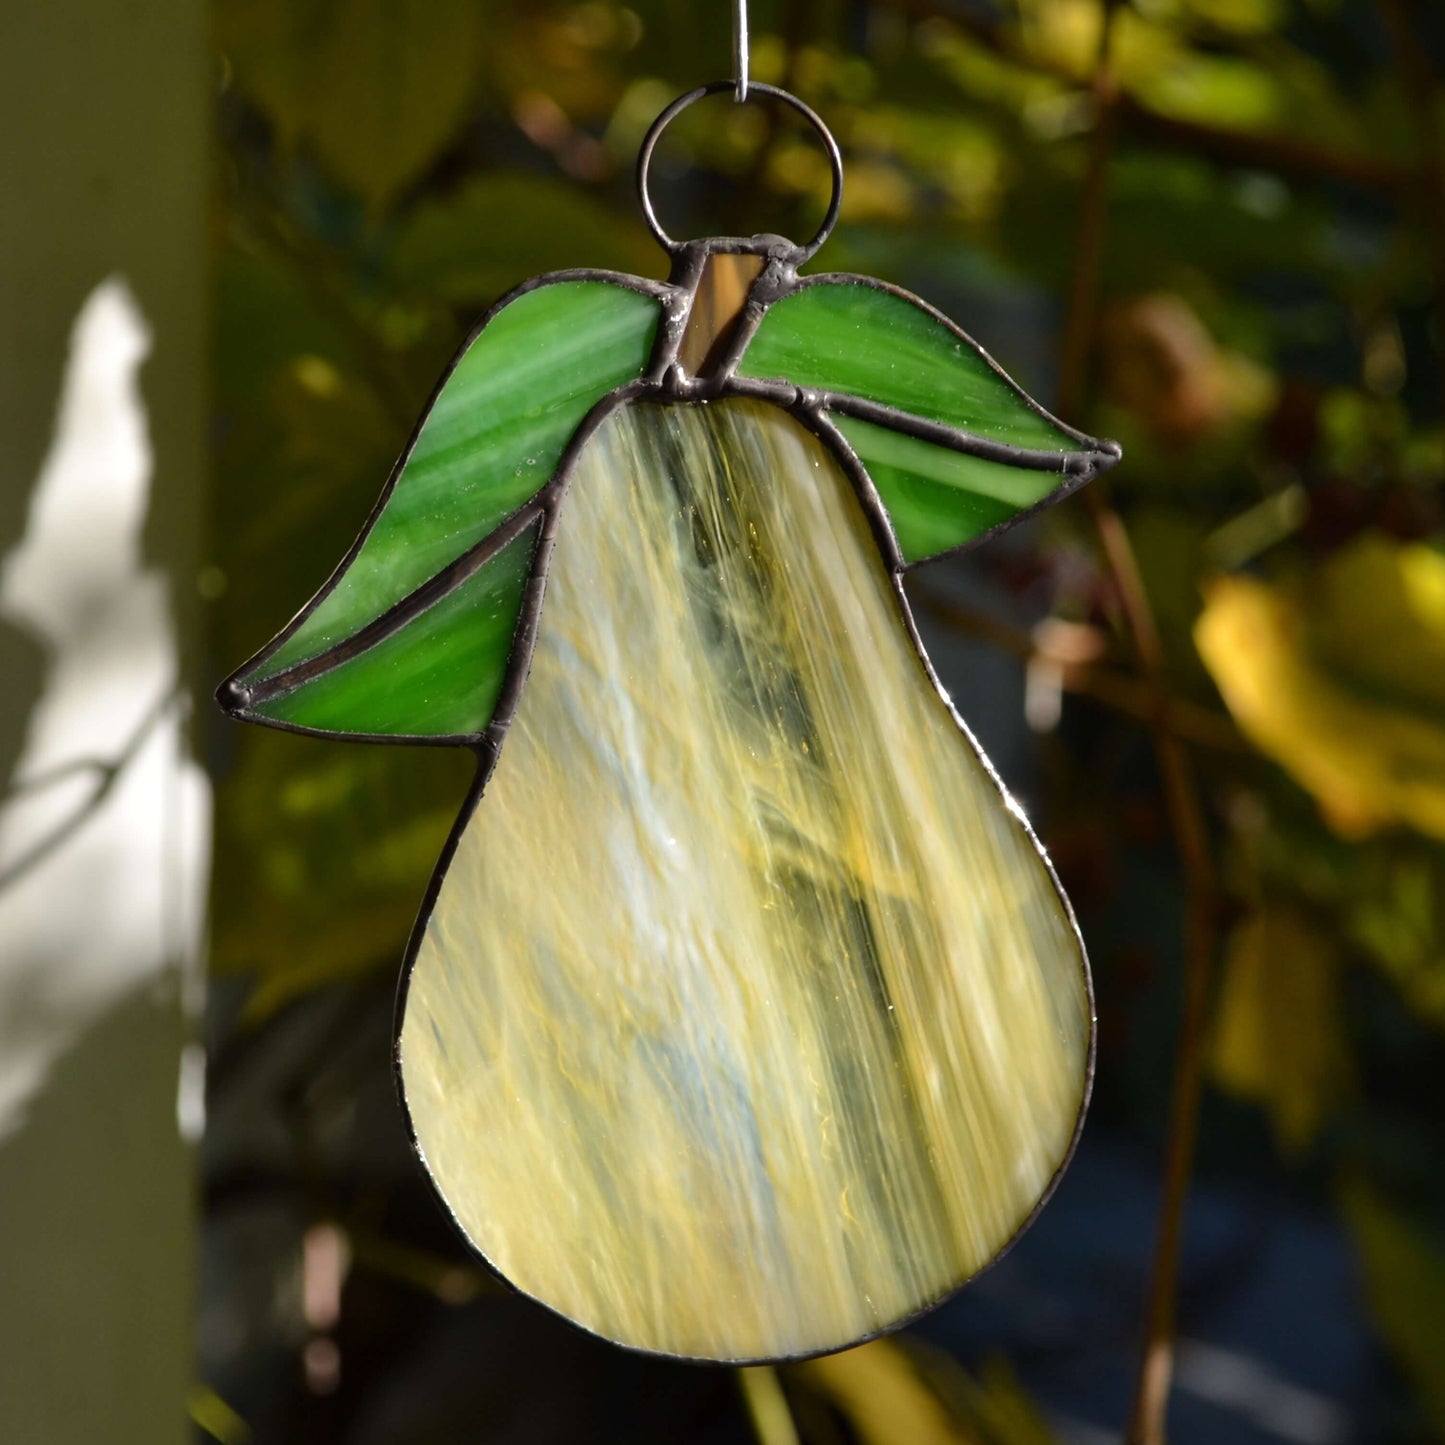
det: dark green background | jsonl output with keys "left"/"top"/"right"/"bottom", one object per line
{"left": 202, "top": 1, "right": 1445, "bottom": 1441}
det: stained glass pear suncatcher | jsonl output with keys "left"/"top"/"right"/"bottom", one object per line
{"left": 218, "top": 84, "right": 1120, "bottom": 1363}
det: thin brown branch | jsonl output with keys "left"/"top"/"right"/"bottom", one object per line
{"left": 1378, "top": 0, "right": 1445, "bottom": 421}
{"left": 1048, "top": 7, "right": 1222, "bottom": 1443}
{"left": 1114, "top": 99, "right": 1401, "bottom": 194}
{"left": 1058, "top": 0, "right": 1122, "bottom": 424}
{"left": 910, "top": 587, "right": 1245, "bottom": 754}
{"left": 345, "top": 1221, "right": 499, "bottom": 1304}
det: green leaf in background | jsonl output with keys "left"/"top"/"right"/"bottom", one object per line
{"left": 212, "top": 738, "right": 469, "bottom": 1016}
{"left": 219, "top": 0, "right": 487, "bottom": 207}
{"left": 1348, "top": 853, "right": 1445, "bottom": 1030}
{"left": 1342, "top": 1181, "right": 1445, "bottom": 1437}
{"left": 389, "top": 175, "right": 660, "bottom": 304}
{"left": 1207, "top": 906, "right": 1350, "bottom": 1150}
{"left": 222, "top": 277, "right": 663, "bottom": 740}
{"left": 737, "top": 279, "right": 1117, "bottom": 562}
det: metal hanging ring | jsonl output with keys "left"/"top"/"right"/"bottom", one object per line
{"left": 733, "top": 0, "right": 749, "bottom": 101}
{"left": 636, "top": 81, "right": 844, "bottom": 263}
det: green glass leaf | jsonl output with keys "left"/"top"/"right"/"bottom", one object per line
{"left": 738, "top": 279, "right": 1116, "bottom": 563}
{"left": 741, "top": 281, "right": 1070, "bottom": 447}
{"left": 260, "top": 280, "right": 660, "bottom": 679}
{"left": 223, "top": 276, "right": 662, "bottom": 740}
{"left": 250, "top": 523, "right": 539, "bottom": 738}
{"left": 833, "top": 416, "right": 1079, "bottom": 564}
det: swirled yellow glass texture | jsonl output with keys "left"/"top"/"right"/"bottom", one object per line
{"left": 400, "top": 397, "right": 1089, "bottom": 1361}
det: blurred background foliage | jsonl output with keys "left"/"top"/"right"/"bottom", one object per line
{"left": 203, "top": 0, "right": 1445, "bottom": 1440}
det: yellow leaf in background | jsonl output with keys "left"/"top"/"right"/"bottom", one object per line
{"left": 188, "top": 1385, "right": 251, "bottom": 1445}
{"left": 837, "top": 160, "right": 916, "bottom": 226}
{"left": 1208, "top": 907, "right": 1350, "bottom": 1149}
{"left": 1341, "top": 1181, "right": 1445, "bottom": 1437}
{"left": 736, "top": 1367, "right": 801, "bottom": 1445}
{"left": 794, "top": 1341, "right": 1059, "bottom": 1445}
{"left": 1195, "top": 563, "right": 1445, "bottom": 840}
{"left": 793, "top": 1340, "right": 982, "bottom": 1445}
{"left": 1015, "top": 0, "right": 1106, "bottom": 78}
{"left": 953, "top": 1357, "right": 1059, "bottom": 1445}
{"left": 1310, "top": 533, "right": 1445, "bottom": 717}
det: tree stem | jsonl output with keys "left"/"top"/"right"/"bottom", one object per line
{"left": 1377, "top": 0, "right": 1445, "bottom": 423}
{"left": 877, "top": 0, "right": 1402, "bottom": 193}
{"left": 1055, "top": 8, "right": 1221, "bottom": 1443}
{"left": 910, "top": 586, "right": 1244, "bottom": 754}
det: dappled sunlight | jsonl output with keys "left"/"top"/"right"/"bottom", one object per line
{"left": 0, "top": 278, "right": 210, "bottom": 1139}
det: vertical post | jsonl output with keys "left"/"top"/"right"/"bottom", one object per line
{"left": 0, "top": 3, "right": 209, "bottom": 1442}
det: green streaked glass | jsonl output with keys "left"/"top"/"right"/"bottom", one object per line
{"left": 253, "top": 525, "right": 538, "bottom": 737}
{"left": 255, "top": 280, "right": 660, "bottom": 680}
{"left": 836, "top": 416, "right": 1070, "bottom": 563}
{"left": 738, "top": 281, "right": 1074, "bottom": 451}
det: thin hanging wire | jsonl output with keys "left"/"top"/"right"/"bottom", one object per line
{"left": 733, "top": 0, "right": 749, "bottom": 101}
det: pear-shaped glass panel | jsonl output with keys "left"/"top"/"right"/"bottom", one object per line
{"left": 217, "top": 230, "right": 1117, "bottom": 1362}
{"left": 397, "top": 397, "right": 1090, "bottom": 1362}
